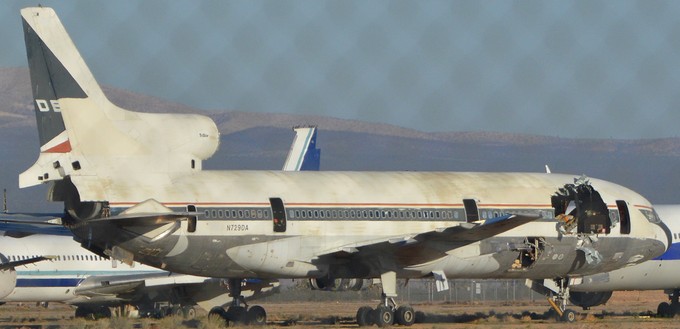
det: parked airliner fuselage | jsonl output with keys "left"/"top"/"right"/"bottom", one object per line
{"left": 17, "top": 7, "right": 672, "bottom": 325}
{"left": 60, "top": 170, "right": 669, "bottom": 282}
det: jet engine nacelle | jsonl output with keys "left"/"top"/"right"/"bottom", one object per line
{"left": 309, "top": 278, "right": 364, "bottom": 291}
{"left": 569, "top": 291, "right": 613, "bottom": 310}
{"left": 140, "top": 113, "right": 220, "bottom": 162}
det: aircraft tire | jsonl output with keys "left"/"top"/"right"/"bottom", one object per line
{"left": 373, "top": 305, "right": 394, "bottom": 327}
{"left": 183, "top": 306, "right": 197, "bottom": 320}
{"left": 561, "top": 309, "right": 577, "bottom": 323}
{"left": 658, "top": 302, "right": 672, "bottom": 318}
{"left": 395, "top": 305, "right": 415, "bottom": 326}
{"left": 208, "top": 306, "right": 227, "bottom": 321}
{"left": 246, "top": 305, "right": 267, "bottom": 325}
{"left": 356, "top": 306, "right": 373, "bottom": 326}
{"left": 226, "top": 306, "right": 247, "bottom": 325}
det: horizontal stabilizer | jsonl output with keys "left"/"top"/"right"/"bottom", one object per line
{"left": 85, "top": 212, "right": 196, "bottom": 227}
{"left": 79, "top": 199, "right": 197, "bottom": 227}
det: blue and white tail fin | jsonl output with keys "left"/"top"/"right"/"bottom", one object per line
{"left": 20, "top": 7, "right": 219, "bottom": 191}
{"left": 282, "top": 126, "right": 320, "bottom": 171}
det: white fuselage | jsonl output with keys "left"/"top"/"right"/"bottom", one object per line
{"left": 70, "top": 171, "right": 669, "bottom": 281}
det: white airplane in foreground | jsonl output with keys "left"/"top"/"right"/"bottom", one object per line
{"left": 15, "top": 7, "right": 670, "bottom": 326}
{"left": 0, "top": 127, "right": 318, "bottom": 319}
{"left": 0, "top": 229, "right": 278, "bottom": 319}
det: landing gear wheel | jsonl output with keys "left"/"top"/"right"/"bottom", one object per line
{"left": 356, "top": 306, "right": 374, "bottom": 327}
{"left": 658, "top": 302, "right": 672, "bottom": 318}
{"left": 182, "top": 306, "right": 197, "bottom": 320}
{"left": 226, "top": 306, "right": 247, "bottom": 324}
{"left": 246, "top": 305, "right": 267, "bottom": 326}
{"left": 208, "top": 306, "right": 226, "bottom": 321}
{"left": 374, "top": 305, "right": 394, "bottom": 327}
{"left": 395, "top": 305, "right": 415, "bottom": 326}
{"left": 561, "top": 309, "right": 577, "bottom": 323}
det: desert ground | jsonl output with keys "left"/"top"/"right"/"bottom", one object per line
{"left": 0, "top": 290, "right": 678, "bottom": 328}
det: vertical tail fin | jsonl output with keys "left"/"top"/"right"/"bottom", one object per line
{"left": 19, "top": 7, "right": 219, "bottom": 193}
{"left": 22, "top": 7, "right": 106, "bottom": 151}
{"left": 282, "top": 126, "right": 320, "bottom": 171}
{"left": 20, "top": 7, "right": 110, "bottom": 188}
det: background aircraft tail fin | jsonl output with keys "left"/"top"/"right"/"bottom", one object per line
{"left": 282, "top": 126, "right": 321, "bottom": 171}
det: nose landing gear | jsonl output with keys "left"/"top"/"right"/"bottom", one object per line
{"left": 527, "top": 278, "right": 579, "bottom": 323}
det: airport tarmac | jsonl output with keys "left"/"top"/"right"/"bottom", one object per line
{"left": 0, "top": 290, "right": 677, "bottom": 328}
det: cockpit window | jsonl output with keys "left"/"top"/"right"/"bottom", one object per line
{"left": 639, "top": 208, "right": 661, "bottom": 224}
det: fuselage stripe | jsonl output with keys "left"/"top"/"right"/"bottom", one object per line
{"left": 16, "top": 278, "right": 83, "bottom": 288}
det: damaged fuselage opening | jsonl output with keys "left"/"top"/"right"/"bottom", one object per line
{"left": 510, "top": 237, "right": 545, "bottom": 270}
{"left": 552, "top": 178, "right": 610, "bottom": 235}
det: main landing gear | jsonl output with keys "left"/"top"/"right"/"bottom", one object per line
{"left": 208, "top": 278, "right": 267, "bottom": 326}
{"left": 356, "top": 271, "right": 415, "bottom": 327}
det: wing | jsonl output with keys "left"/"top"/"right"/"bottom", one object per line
{"left": 0, "top": 213, "right": 70, "bottom": 237}
{"left": 73, "top": 272, "right": 211, "bottom": 297}
{"left": 0, "top": 256, "right": 56, "bottom": 271}
{"left": 74, "top": 272, "right": 279, "bottom": 311}
{"left": 314, "top": 214, "right": 540, "bottom": 267}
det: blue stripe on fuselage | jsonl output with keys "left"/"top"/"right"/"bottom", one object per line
{"left": 655, "top": 242, "right": 680, "bottom": 260}
{"left": 16, "top": 278, "right": 83, "bottom": 288}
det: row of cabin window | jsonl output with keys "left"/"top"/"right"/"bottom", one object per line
{"left": 202, "top": 207, "right": 465, "bottom": 221}
{"left": 288, "top": 208, "right": 464, "bottom": 220}
{"left": 201, "top": 207, "right": 554, "bottom": 221}
{"left": 288, "top": 208, "right": 550, "bottom": 221}
{"left": 10, "top": 255, "right": 105, "bottom": 262}
{"left": 204, "top": 209, "right": 270, "bottom": 219}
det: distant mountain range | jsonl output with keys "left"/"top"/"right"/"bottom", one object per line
{"left": 2, "top": 67, "right": 680, "bottom": 212}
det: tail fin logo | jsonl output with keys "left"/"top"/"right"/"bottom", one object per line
{"left": 39, "top": 130, "right": 71, "bottom": 153}
{"left": 36, "top": 99, "right": 61, "bottom": 112}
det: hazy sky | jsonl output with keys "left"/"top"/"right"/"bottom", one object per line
{"left": 2, "top": 1, "right": 680, "bottom": 139}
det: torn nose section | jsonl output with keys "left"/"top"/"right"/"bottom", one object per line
{"left": 551, "top": 176, "right": 611, "bottom": 236}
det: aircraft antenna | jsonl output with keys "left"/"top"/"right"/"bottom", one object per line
{"left": 3, "top": 189, "right": 6, "bottom": 213}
